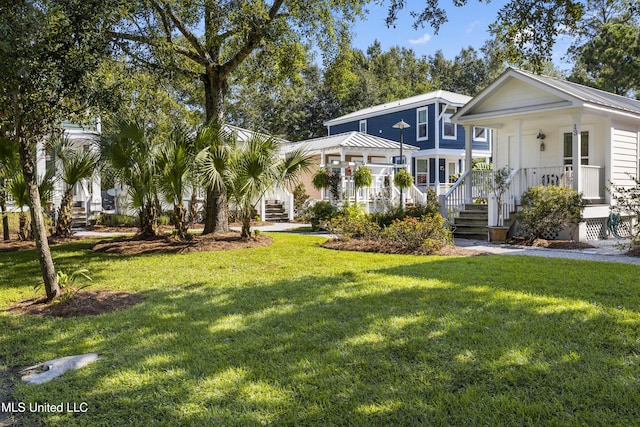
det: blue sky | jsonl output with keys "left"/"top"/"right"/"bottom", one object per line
{"left": 351, "top": 2, "right": 573, "bottom": 69}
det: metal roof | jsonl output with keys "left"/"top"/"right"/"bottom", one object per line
{"left": 510, "top": 68, "right": 640, "bottom": 116}
{"left": 284, "top": 131, "right": 419, "bottom": 153}
{"left": 324, "top": 90, "right": 472, "bottom": 127}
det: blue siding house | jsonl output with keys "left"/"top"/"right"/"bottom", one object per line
{"left": 324, "top": 90, "right": 491, "bottom": 193}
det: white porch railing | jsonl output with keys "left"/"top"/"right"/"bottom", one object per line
{"left": 439, "top": 171, "right": 468, "bottom": 222}
{"left": 580, "top": 165, "right": 605, "bottom": 199}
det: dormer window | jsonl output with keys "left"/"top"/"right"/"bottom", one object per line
{"left": 359, "top": 120, "right": 367, "bottom": 133}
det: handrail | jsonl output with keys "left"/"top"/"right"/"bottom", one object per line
{"left": 439, "top": 170, "right": 469, "bottom": 222}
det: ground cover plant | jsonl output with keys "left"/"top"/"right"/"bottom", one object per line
{"left": 1, "top": 233, "right": 640, "bottom": 426}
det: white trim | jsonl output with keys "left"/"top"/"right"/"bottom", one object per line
{"left": 359, "top": 119, "right": 367, "bottom": 133}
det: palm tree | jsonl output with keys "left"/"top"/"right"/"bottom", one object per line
{"left": 194, "top": 122, "right": 236, "bottom": 234}
{"left": 156, "top": 125, "right": 196, "bottom": 239}
{"left": 8, "top": 171, "right": 54, "bottom": 240}
{"left": 0, "top": 138, "right": 19, "bottom": 240}
{"left": 48, "top": 137, "right": 99, "bottom": 237}
{"left": 227, "top": 134, "right": 312, "bottom": 239}
{"left": 100, "top": 118, "right": 160, "bottom": 237}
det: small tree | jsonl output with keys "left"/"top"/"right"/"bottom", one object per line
{"left": 352, "top": 166, "right": 372, "bottom": 204}
{"left": 609, "top": 175, "right": 640, "bottom": 243}
{"left": 490, "top": 166, "right": 512, "bottom": 226}
{"left": 519, "top": 185, "right": 585, "bottom": 241}
{"left": 394, "top": 169, "right": 413, "bottom": 209}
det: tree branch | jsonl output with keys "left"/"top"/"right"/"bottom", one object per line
{"left": 154, "top": 1, "right": 212, "bottom": 66}
{"left": 111, "top": 31, "right": 207, "bottom": 66}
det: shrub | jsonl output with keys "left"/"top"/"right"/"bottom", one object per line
{"left": 309, "top": 201, "right": 338, "bottom": 231}
{"left": 369, "top": 200, "right": 439, "bottom": 228}
{"left": 329, "top": 203, "right": 380, "bottom": 240}
{"left": 98, "top": 213, "right": 138, "bottom": 227}
{"left": 292, "top": 183, "right": 309, "bottom": 216}
{"left": 382, "top": 214, "right": 452, "bottom": 252}
{"left": 609, "top": 175, "right": 640, "bottom": 244}
{"left": 519, "top": 185, "right": 585, "bottom": 240}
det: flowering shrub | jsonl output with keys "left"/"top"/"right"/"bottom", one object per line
{"left": 330, "top": 209, "right": 452, "bottom": 253}
{"left": 382, "top": 214, "right": 452, "bottom": 252}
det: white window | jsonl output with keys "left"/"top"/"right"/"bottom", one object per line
{"left": 473, "top": 127, "right": 487, "bottom": 141}
{"left": 359, "top": 120, "right": 367, "bottom": 133}
{"left": 417, "top": 107, "right": 428, "bottom": 140}
{"left": 563, "top": 131, "right": 589, "bottom": 165}
{"left": 442, "top": 107, "right": 457, "bottom": 139}
{"left": 416, "top": 159, "right": 428, "bottom": 185}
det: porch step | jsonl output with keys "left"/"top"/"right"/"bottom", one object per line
{"left": 452, "top": 204, "right": 489, "bottom": 241}
{"left": 71, "top": 206, "right": 87, "bottom": 227}
{"left": 263, "top": 200, "right": 288, "bottom": 222}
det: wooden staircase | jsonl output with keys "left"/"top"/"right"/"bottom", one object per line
{"left": 263, "top": 200, "right": 289, "bottom": 222}
{"left": 452, "top": 204, "right": 489, "bottom": 241}
{"left": 71, "top": 202, "right": 87, "bottom": 228}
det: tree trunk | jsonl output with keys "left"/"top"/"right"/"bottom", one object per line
{"left": 241, "top": 215, "right": 251, "bottom": 239}
{"left": 55, "top": 190, "right": 74, "bottom": 237}
{"left": 17, "top": 137, "right": 59, "bottom": 300}
{"left": 203, "top": 185, "right": 229, "bottom": 234}
{"left": 139, "top": 201, "right": 159, "bottom": 237}
{"left": 201, "top": 69, "right": 230, "bottom": 235}
{"left": 173, "top": 203, "right": 188, "bottom": 240}
{"left": 1, "top": 195, "right": 9, "bottom": 240}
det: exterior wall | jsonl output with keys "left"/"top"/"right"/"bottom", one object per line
{"left": 610, "top": 124, "right": 639, "bottom": 190}
{"left": 299, "top": 154, "right": 322, "bottom": 200}
{"left": 328, "top": 103, "right": 490, "bottom": 153}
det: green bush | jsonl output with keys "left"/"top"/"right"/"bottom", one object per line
{"left": 519, "top": 185, "right": 585, "bottom": 240}
{"left": 393, "top": 169, "right": 413, "bottom": 189}
{"left": 328, "top": 203, "right": 380, "bottom": 240}
{"left": 382, "top": 214, "right": 452, "bottom": 252}
{"left": 309, "top": 201, "right": 338, "bottom": 231}
{"left": 369, "top": 199, "right": 439, "bottom": 228}
{"left": 97, "top": 213, "right": 139, "bottom": 227}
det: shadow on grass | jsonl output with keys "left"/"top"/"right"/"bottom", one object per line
{"left": 2, "top": 249, "right": 640, "bottom": 426}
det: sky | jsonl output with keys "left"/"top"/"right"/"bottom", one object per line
{"left": 350, "top": 2, "right": 574, "bottom": 69}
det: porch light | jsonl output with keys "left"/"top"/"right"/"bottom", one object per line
{"left": 392, "top": 119, "right": 410, "bottom": 210}
{"left": 537, "top": 130, "right": 546, "bottom": 151}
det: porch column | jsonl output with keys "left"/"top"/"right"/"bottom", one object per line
{"left": 340, "top": 152, "right": 346, "bottom": 202}
{"left": 464, "top": 125, "right": 473, "bottom": 204}
{"left": 572, "top": 112, "right": 582, "bottom": 193}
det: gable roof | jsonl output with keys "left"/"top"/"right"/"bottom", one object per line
{"left": 284, "top": 131, "right": 418, "bottom": 154}
{"left": 324, "top": 90, "right": 472, "bottom": 127}
{"left": 454, "top": 67, "right": 640, "bottom": 123}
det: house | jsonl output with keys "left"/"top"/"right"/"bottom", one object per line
{"left": 449, "top": 67, "right": 640, "bottom": 242}
{"left": 29, "top": 121, "right": 103, "bottom": 226}
{"left": 283, "top": 131, "right": 421, "bottom": 212}
{"left": 323, "top": 91, "right": 492, "bottom": 194}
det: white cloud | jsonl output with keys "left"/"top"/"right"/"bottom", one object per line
{"left": 408, "top": 33, "right": 432, "bottom": 45}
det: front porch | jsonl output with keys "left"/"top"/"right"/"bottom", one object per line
{"left": 440, "top": 166, "right": 609, "bottom": 241}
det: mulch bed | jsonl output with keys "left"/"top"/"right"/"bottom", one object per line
{"left": 507, "top": 237, "right": 596, "bottom": 249}
{"left": 321, "top": 239, "right": 490, "bottom": 257}
{"left": 5, "top": 289, "right": 144, "bottom": 318}
{"left": 92, "top": 232, "right": 273, "bottom": 255}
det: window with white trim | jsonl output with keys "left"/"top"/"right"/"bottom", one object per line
{"left": 416, "top": 159, "right": 428, "bottom": 185}
{"left": 442, "top": 107, "right": 457, "bottom": 139}
{"left": 473, "top": 127, "right": 487, "bottom": 141}
{"left": 563, "top": 131, "right": 589, "bottom": 165}
{"left": 359, "top": 120, "right": 367, "bottom": 133}
{"left": 417, "top": 107, "right": 428, "bottom": 140}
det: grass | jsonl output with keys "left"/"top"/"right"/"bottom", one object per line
{"left": 1, "top": 233, "right": 640, "bottom": 426}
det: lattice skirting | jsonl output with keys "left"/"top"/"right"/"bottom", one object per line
{"left": 585, "top": 216, "right": 634, "bottom": 240}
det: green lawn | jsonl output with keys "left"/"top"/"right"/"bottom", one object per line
{"left": 1, "top": 233, "right": 640, "bottom": 426}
